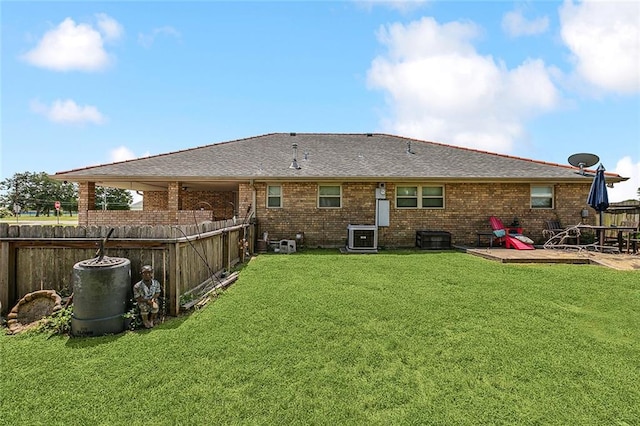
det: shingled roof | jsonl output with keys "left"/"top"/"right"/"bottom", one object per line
{"left": 53, "top": 133, "right": 625, "bottom": 188}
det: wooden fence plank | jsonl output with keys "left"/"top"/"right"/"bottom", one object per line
{"left": 0, "top": 242, "right": 10, "bottom": 313}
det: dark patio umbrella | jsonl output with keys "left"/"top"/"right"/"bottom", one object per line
{"left": 587, "top": 163, "right": 609, "bottom": 225}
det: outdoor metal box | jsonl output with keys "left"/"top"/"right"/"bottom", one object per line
{"left": 347, "top": 224, "right": 378, "bottom": 252}
{"left": 279, "top": 239, "right": 296, "bottom": 254}
{"left": 376, "top": 199, "right": 390, "bottom": 227}
{"left": 415, "top": 230, "right": 451, "bottom": 250}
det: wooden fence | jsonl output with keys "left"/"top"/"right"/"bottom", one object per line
{"left": 0, "top": 220, "right": 255, "bottom": 316}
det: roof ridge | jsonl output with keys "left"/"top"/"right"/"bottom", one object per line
{"left": 384, "top": 134, "right": 616, "bottom": 176}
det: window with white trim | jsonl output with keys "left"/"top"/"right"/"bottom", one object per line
{"left": 396, "top": 185, "right": 444, "bottom": 208}
{"left": 267, "top": 185, "right": 282, "bottom": 208}
{"left": 318, "top": 185, "right": 341, "bottom": 208}
{"left": 396, "top": 186, "right": 418, "bottom": 208}
{"left": 422, "top": 186, "right": 444, "bottom": 208}
{"left": 531, "top": 185, "right": 553, "bottom": 209}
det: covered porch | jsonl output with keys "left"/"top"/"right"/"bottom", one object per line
{"left": 76, "top": 180, "right": 253, "bottom": 226}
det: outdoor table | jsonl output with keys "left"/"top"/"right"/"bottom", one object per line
{"left": 576, "top": 225, "right": 637, "bottom": 252}
{"left": 476, "top": 231, "right": 494, "bottom": 248}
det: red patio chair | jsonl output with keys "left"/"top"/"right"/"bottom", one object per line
{"left": 489, "top": 216, "right": 534, "bottom": 250}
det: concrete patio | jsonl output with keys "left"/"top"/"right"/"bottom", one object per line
{"left": 463, "top": 246, "right": 640, "bottom": 271}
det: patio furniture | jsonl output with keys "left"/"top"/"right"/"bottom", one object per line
{"left": 489, "top": 216, "right": 534, "bottom": 250}
{"left": 543, "top": 220, "right": 578, "bottom": 244}
{"left": 476, "top": 231, "right": 494, "bottom": 248}
{"left": 573, "top": 224, "right": 636, "bottom": 253}
{"left": 596, "top": 221, "right": 638, "bottom": 253}
{"left": 543, "top": 224, "right": 585, "bottom": 250}
{"left": 543, "top": 223, "right": 635, "bottom": 253}
{"left": 629, "top": 234, "right": 639, "bottom": 254}
{"left": 543, "top": 220, "right": 564, "bottom": 238}
{"left": 602, "top": 227, "right": 621, "bottom": 246}
{"left": 620, "top": 221, "right": 639, "bottom": 253}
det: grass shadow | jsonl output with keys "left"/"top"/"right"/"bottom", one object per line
{"left": 64, "top": 331, "right": 127, "bottom": 349}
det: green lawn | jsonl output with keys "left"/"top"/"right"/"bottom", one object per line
{"left": 0, "top": 214, "right": 78, "bottom": 225}
{"left": 1, "top": 251, "right": 638, "bottom": 425}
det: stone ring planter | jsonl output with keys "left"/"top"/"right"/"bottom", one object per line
{"left": 6, "top": 290, "right": 63, "bottom": 334}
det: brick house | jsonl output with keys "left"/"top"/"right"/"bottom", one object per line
{"left": 52, "top": 133, "right": 627, "bottom": 248}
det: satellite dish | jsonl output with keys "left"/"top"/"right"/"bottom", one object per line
{"left": 568, "top": 153, "right": 599, "bottom": 175}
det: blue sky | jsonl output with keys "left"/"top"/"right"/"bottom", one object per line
{"left": 2, "top": 0, "right": 639, "bottom": 202}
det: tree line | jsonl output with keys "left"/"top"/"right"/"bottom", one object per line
{"left": 0, "top": 172, "right": 133, "bottom": 216}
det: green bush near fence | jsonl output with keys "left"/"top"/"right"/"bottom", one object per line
{"left": 1, "top": 250, "right": 639, "bottom": 425}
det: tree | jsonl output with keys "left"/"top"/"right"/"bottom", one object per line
{"left": 58, "top": 181, "right": 78, "bottom": 216}
{"left": 0, "top": 172, "right": 32, "bottom": 213}
{"left": 0, "top": 172, "right": 135, "bottom": 213}
{"left": 30, "top": 172, "right": 63, "bottom": 216}
{"left": 95, "top": 186, "right": 132, "bottom": 210}
{"left": 0, "top": 171, "right": 78, "bottom": 216}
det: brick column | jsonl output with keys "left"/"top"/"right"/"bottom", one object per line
{"left": 167, "top": 182, "right": 180, "bottom": 224}
{"left": 77, "top": 182, "right": 95, "bottom": 226}
{"left": 238, "top": 183, "right": 254, "bottom": 222}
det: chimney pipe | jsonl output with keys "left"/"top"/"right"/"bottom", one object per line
{"left": 289, "top": 143, "right": 301, "bottom": 169}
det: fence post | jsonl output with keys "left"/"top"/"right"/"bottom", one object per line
{"left": 0, "top": 241, "right": 15, "bottom": 315}
{"left": 168, "top": 242, "right": 179, "bottom": 316}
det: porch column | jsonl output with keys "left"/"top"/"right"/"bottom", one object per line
{"left": 167, "top": 182, "right": 180, "bottom": 224}
{"left": 77, "top": 182, "right": 96, "bottom": 226}
{"left": 238, "top": 182, "right": 254, "bottom": 222}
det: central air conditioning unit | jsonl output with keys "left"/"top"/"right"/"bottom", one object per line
{"left": 346, "top": 224, "right": 378, "bottom": 253}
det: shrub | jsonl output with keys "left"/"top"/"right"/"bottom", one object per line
{"left": 35, "top": 306, "right": 73, "bottom": 335}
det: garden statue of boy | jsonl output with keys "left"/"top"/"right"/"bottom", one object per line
{"left": 133, "top": 265, "right": 161, "bottom": 329}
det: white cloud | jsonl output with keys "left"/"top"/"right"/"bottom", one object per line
{"left": 355, "top": 0, "right": 429, "bottom": 13}
{"left": 138, "top": 26, "right": 181, "bottom": 48}
{"left": 560, "top": 0, "right": 640, "bottom": 94}
{"left": 96, "top": 13, "right": 124, "bottom": 41}
{"left": 106, "top": 147, "right": 148, "bottom": 204}
{"left": 609, "top": 156, "right": 640, "bottom": 202}
{"left": 502, "top": 9, "right": 549, "bottom": 37}
{"left": 30, "top": 99, "right": 106, "bottom": 125}
{"left": 110, "top": 146, "right": 137, "bottom": 162}
{"left": 367, "top": 17, "right": 560, "bottom": 152}
{"left": 22, "top": 14, "right": 122, "bottom": 71}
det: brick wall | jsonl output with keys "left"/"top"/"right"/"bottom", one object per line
{"left": 143, "top": 191, "right": 168, "bottom": 210}
{"left": 88, "top": 210, "right": 172, "bottom": 226}
{"left": 80, "top": 180, "right": 594, "bottom": 247}
{"left": 252, "top": 181, "right": 593, "bottom": 248}
{"left": 254, "top": 182, "right": 375, "bottom": 247}
{"left": 87, "top": 210, "right": 219, "bottom": 226}
{"left": 145, "top": 190, "right": 236, "bottom": 221}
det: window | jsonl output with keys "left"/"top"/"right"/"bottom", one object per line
{"left": 422, "top": 186, "right": 444, "bottom": 208}
{"left": 531, "top": 185, "right": 553, "bottom": 209}
{"left": 396, "top": 185, "right": 444, "bottom": 208}
{"left": 396, "top": 186, "right": 418, "bottom": 208}
{"left": 318, "top": 185, "right": 341, "bottom": 208}
{"left": 267, "top": 185, "right": 282, "bottom": 208}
